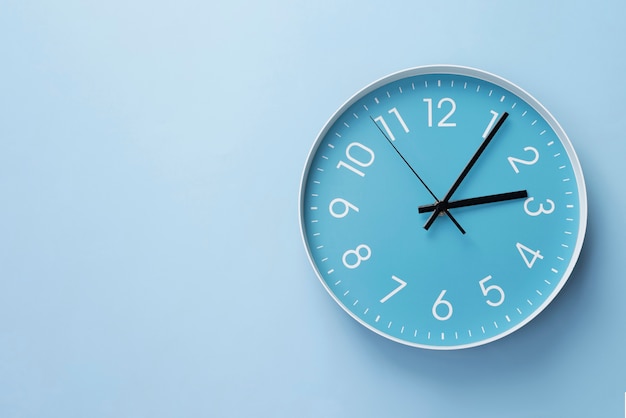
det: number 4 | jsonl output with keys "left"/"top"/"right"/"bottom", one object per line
{"left": 516, "top": 242, "right": 544, "bottom": 268}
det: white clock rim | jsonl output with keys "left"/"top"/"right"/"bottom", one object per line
{"left": 299, "top": 64, "right": 588, "bottom": 350}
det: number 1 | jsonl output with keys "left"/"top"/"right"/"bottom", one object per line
{"left": 482, "top": 110, "right": 499, "bottom": 139}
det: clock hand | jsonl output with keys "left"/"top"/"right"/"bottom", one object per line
{"left": 418, "top": 190, "right": 528, "bottom": 213}
{"left": 424, "top": 112, "right": 509, "bottom": 230}
{"left": 370, "top": 116, "right": 466, "bottom": 234}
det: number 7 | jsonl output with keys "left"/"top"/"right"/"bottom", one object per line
{"left": 380, "top": 275, "right": 407, "bottom": 303}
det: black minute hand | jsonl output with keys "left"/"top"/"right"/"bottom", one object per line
{"left": 418, "top": 190, "right": 528, "bottom": 213}
{"left": 423, "top": 112, "right": 509, "bottom": 231}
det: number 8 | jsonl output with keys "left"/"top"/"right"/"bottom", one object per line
{"left": 342, "top": 244, "right": 371, "bottom": 269}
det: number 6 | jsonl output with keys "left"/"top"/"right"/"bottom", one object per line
{"left": 432, "top": 290, "right": 453, "bottom": 321}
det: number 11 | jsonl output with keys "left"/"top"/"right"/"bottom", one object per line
{"left": 374, "top": 107, "right": 409, "bottom": 141}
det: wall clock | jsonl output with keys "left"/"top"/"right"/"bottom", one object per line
{"left": 299, "top": 65, "right": 586, "bottom": 349}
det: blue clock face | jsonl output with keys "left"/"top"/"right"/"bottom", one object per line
{"left": 299, "top": 66, "right": 587, "bottom": 349}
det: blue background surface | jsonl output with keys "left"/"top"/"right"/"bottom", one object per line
{"left": 0, "top": 1, "right": 624, "bottom": 417}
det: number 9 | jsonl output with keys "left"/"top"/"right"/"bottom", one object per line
{"left": 329, "top": 198, "right": 359, "bottom": 218}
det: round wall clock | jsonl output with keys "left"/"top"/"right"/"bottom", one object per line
{"left": 299, "top": 65, "right": 587, "bottom": 349}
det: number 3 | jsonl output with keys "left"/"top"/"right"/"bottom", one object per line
{"left": 524, "top": 197, "right": 555, "bottom": 216}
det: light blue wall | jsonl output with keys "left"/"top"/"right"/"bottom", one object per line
{"left": 1, "top": 1, "right": 624, "bottom": 417}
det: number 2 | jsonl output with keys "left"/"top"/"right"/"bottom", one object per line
{"left": 508, "top": 146, "right": 539, "bottom": 174}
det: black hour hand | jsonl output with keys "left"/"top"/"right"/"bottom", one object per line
{"left": 418, "top": 190, "right": 528, "bottom": 213}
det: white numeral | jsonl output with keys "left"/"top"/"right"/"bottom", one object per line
{"left": 329, "top": 198, "right": 359, "bottom": 218}
{"left": 479, "top": 275, "right": 505, "bottom": 307}
{"left": 482, "top": 110, "right": 499, "bottom": 139}
{"left": 380, "top": 275, "right": 407, "bottom": 303}
{"left": 374, "top": 107, "right": 409, "bottom": 141}
{"left": 508, "top": 146, "right": 539, "bottom": 174}
{"left": 516, "top": 242, "right": 544, "bottom": 268}
{"left": 524, "top": 197, "right": 555, "bottom": 216}
{"left": 424, "top": 98, "right": 457, "bottom": 127}
{"left": 342, "top": 244, "right": 371, "bottom": 269}
{"left": 336, "top": 142, "right": 375, "bottom": 177}
{"left": 432, "top": 290, "right": 453, "bottom": 321}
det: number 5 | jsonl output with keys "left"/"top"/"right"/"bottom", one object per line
{"left": 479, "top": 275, "right": 505, "bottom": 307}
